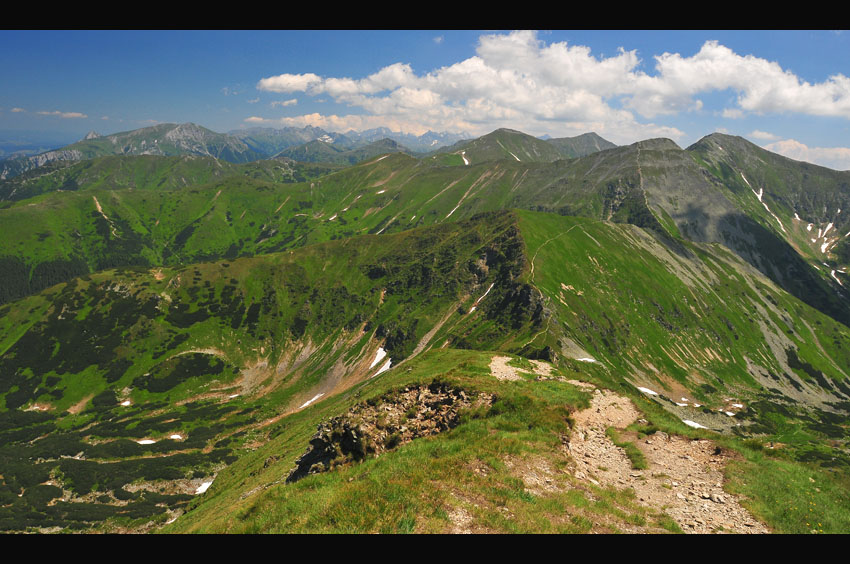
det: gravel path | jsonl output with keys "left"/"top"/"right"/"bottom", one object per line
{"left": 568, "top": 385, "right": 769, "bottom": 534}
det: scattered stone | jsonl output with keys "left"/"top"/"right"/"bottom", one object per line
{"left": 566, "top": 381, "right": 769, "bottom": 534}
{"left": 286, "top": 381, "right": 493, "bottom": 483}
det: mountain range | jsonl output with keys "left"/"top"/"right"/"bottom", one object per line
{"left": 0, "top": 124, "right": 849, "bottom": 533}
{"left": 0, "top": 124, "right": 472, "bottom": 180}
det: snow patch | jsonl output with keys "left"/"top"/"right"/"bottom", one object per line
{"left": 120, "top": 400, "right": 131, "bottom": 406}
{"left": 195, "top": 479, "right": 214, "bottom": 495}
{"left": 682, "top": 419, "right": 708, "bottom": 429}
{"left": 724, "top": 411, "right": 736, "bottom": 417}
{"left": 374, "top": 358, "right": 392, "bottom": 377}
{"left": 831, "top": 270, "right": 844, "bottom": 286}
{"left": 794, "top": 212, "right": 801, "bottom": 221}
{"left": 376, "top": 190, "right": 385, "bottom": 194}
{"left": 445, "top": 201, "right": 462, "bottom": 219}
{"left": 136, "top": 439, "right": 156, "bottom": 445}
{"left": 169, "top": 434, "right": 183, "bottom": 440}
{"left": 328, "top": 214, "right": 337, "bottom": 221}
{"left": 807, "top": 223, "right": 813, "bottom": 232}
{"left": 752, "top": 187, "right": 785, "bottom": 233}
{"left": 637, "top": 386, "right": 658, "bottom": 396}
{"left": 299, "top": 393, "right": 325, "bottom": 409}
{"left": 675, "top": 402, "right": 688, "bottom": 407}
{"left": 228, "top": 394, "right": 240, "bottom": 399}
{"left": 461, "top": 151, "right": 469, "bottom": 166}
{"left": 731, "top": 403, "right": 744, "bottom": 408}
{"left": 369, "top": 347, "right": 388, "bottom": 369}
{"left": 478, "top": 283, "right": 494, "bottom": 301}
{"left": 576, "top": 357, "right": 598, "bottom": 363}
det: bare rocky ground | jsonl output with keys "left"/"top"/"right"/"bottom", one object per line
{"left": 567, "top": 384, "right": 770, "bottom": 534}
{"left": 488, "top": 355, "right": 769, "bottom": 533}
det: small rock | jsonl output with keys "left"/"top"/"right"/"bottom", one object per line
{"left": 710, "top": 493, "right": 725, "bottom": 504}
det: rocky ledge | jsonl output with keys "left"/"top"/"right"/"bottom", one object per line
{"left": 286, "top": 381, "right": 494, "bottom": 483}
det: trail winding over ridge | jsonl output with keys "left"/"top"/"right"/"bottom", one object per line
{"left": 568, "top": 383, "right": 769, "bottom": 534}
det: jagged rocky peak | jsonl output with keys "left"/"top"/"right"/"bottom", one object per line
{"left": 83, "top": 131, "right": 101, "bottom": 141}
{"left": 165, "top": 123, "right": 211, "bottom": 142}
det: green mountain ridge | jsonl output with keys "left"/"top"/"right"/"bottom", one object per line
{"left": 2, "top": 126, "right": 850, "bottom": 533}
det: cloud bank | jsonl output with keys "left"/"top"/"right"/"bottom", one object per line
{"left": 252, "top": 31, "right": 850, "bottom": 152}
{"left": 764, "top": 138, "right": 850, "bottom": 171}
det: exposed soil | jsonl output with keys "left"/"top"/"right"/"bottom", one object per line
{"left": 567, "top": 385, "right": 770, "bottom": 534}
{"left": 489, "top": 355, "right": 553, "bottom": 381}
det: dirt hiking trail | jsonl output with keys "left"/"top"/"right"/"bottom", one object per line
{"left": 488, "top": 356, "right": 768, "bottom": 533}
{"left": 568, "top": 383, "right": 769, "bottom": 534}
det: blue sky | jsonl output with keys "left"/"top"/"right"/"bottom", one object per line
{"left": 2, "top": 30, "right": 850, "bottom": 169}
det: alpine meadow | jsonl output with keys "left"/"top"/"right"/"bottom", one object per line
{"left": 2, "top": 30, "right": 850, "bottom": 534}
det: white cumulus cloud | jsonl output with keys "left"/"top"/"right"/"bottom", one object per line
{"left": 36, "top": 110, "right": 87, "bottom": 119}
{"left": 628, "top": 40, "right": 850, "bottom": 119}
{"left": 252, "top": 31, "right": 850, "bottom": 142}
{"left": 749, "top": 129, "right": 780, "bottom": 141}
{"left": 764, "top": 138, "right": 850, "bottom": 171}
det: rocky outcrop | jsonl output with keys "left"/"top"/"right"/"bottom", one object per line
{"left": 286, "top": 381, "right": 494, "bottom": 483}
{"left": 0, "top": 149, "right": 84, "bottom": 179}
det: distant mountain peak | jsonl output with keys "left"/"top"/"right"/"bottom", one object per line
{"left": 632, "top": 138, "right": 681, "bottom": 151}
{"left": 83, "top": 131, "right": 101, "bottom": 141}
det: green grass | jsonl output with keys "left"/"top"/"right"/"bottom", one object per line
{"left": 724, "top": 450, "right": 850, "bottom": 534}
{"left": 165, "top": 349, "right": 678, "bottom": 533}
{"left": 605, "top": 427, "right": 648, "bottom": 471}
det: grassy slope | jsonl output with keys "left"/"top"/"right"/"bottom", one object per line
{"left": 0, "top": 211, "right": 553, "bottom": 531}
{"left": 516, "top": 210, "right": 850, "bottom": 410}
{"left": 167, "top": 348, "right": 679, "bottom": 534}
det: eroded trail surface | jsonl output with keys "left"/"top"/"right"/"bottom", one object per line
{"left": 568, "top": 385, "right": 769, "bottom": 534}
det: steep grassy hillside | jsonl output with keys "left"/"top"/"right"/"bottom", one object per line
{"left": 0, "top": 211, "right": 551, "bottom": 531}
{"left": 0, "top": 154, "right": 341, "bottom": 203}
{"left": 433, "top": 129, "right": 566, "bottom": 166}
{"left": 516, "top": 211, "right": 850, "bottom": 419}
{"left": 2, "top": 207, "right": 848, "bottom": 533}
{"left": 4, "top": 135, "right": 849, "bottom": 331}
